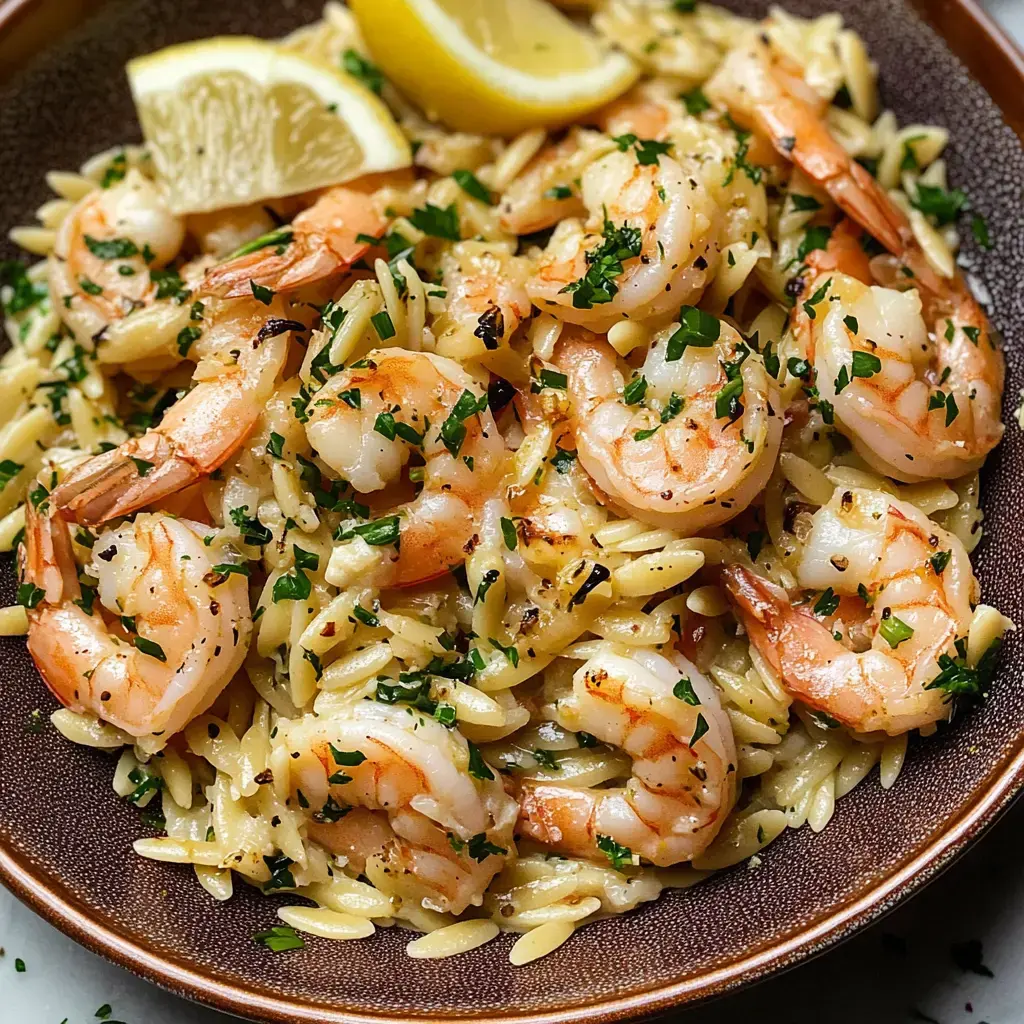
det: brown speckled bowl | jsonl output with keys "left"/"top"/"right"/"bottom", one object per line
{"left": 1, "top": 1, "right": 1023, "bottom": 1021}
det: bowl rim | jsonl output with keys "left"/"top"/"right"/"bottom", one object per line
{"left": 0, "top": 0, "right": 1023, "bottom": 1022}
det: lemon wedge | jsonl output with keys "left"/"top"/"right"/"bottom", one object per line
{"left": 348, "top": 0, "right": 639, "bottom": 135}
{"left": 126, "top": 37, "right": 412, "bottom": 214}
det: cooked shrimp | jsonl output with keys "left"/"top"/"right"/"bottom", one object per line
{"left": 202, "top": 185, "right": 386, "bottom": 298}
{"left": 497, "top": 132, "right": 593, "bottom": 236}
{"left": 22, "top": 501, "right": 251, "bottom": 737}
{"left": 526, "top": 147, "right": 720, "bottom": 331}
{"left": 803, "top": 270, "right": 1003, "bottom": 481}
{"left": 722, "top": 486, "right": 977, "bottom": 735}
{"left": 432, "top": 242, "right": 533, "bottom": 366}
{"left": 278, "top": 702, "right": 517, "bottom": 914}
{"left": 49, "top": 167, "right": 189, "bottom": 349}
{"left": 552, "top": 321, "right": 782, "bottom": 531}
{"left": 518, "top": 645, "right": 737, "bottom": 866}
{"left": 708, "top": 39, "right": 1004, "bottom": 479}
{"left": 305, "top": 348, "right": 507, "bottom": 586}
{"left": 52, "top": 294, "right": 295, "bottom": 525}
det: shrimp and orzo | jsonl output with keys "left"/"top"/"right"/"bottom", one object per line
{"left": 1, "top": 0, "right": 1014, "bottom": 967}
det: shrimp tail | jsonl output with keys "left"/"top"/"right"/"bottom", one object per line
{"left": 50, "top": 432, "right": 202, "bottom": 527}
{"left": 202, "top": 187, "right": 386, "bottom": 297}
{"left": 22, "top": 498, "right": 80, "bottom": 604}
{"left": 517, "top": 782, "right": 596, "bottom": 851}
{"left": 720, "top": 563, "right": 831, "bottom": 686}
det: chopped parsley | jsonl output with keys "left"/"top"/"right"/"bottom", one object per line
{"left": 666, "top": 304, "right": 720, "bottom": 360}
{"left": 911, "top": 183, "right": 968, "bottom": 226}
{"left": 342, "top": 49, "right": 384, "bottom": 94}
{"left": 84, "top": 235, "right": 139, "bottom": 260}
{"left": 673, "top": 677, "right": 700, "bottom": 705}
{"left": 250, "top": 280, "right": 274, "bottom": 305}
{"left": 878, "top": 610, "right": 914, "bottom": 648}
{"left": 596, "top": 833, "right": 634, "bottom": 869}
{"left": 467, "top": 741, "right": 494, "bottom": 781}
{"left": 370, "top": 310, "right": 396, "bottom": 341}
{"left": 500, "top": 517, "right": 518, "bottom": 551}
{"left": 452, "top": 169, "right": 494, "bottom": 205}
{"left": 681, "top": 86, "right": 711, "bottom": 115}
{"left": 409, "top": 202, "right": 461, "bottom": 241}
{"left": 612, "top": 133, "right": 674, "bottom": 166}
{"left": 439, "top": 388, "right": 487, "bottom": 458}
{"left": 623, "top": 375, "right": 648, "bottom": 405}
{"left": 559, "top": 212, "right": 642, "bottom": 309}
{"left": 254, "top": 925, "right": 305, "bottom": 952}
{"left": 813, "top": 588, "right": 840, "bottom": 617}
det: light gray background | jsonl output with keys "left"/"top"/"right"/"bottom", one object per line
{"left": 3, "top": 0, "right": 1024, "bottom": 1020}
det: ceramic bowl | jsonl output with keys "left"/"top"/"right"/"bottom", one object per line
{"left": 0, "top": 1, "right": 1022, "bottom": 1021}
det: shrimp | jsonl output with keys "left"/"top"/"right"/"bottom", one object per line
{"left": 432, "top": 242, "right": 533, "bottom": 367}
{"left": 722, "top": 486, "right": 978, "bottom": 735}
{"left": 49, "top": 167, "right": 189, "bottom": 349}
{"left": 277, "top": 701, "right": 517, "bottom": 914}
{"left": 517, "top": 645, "right": 737, "bottom": 866}
{"left": 708, "top": 39, "right": 1004, "bottom": 480}
{"left": 52, "top": 294, "right": 296, "bottom": 525}
{"left": 497, "top": 132, "right": 592, "bottom": 236}
{"left": 526, "top": 146, "right": 720, "bottom": 331}
{"left": 304, "top": 348, "right": 507, "bottom": 586}
{"left": 803, "top": 270, "right": 1003, "bottom": 481}
{"left": 552, "top": 321, "right": 782, "bottom": 531}
{"left": 22, "top": 501, "right": 252, "bottom": 738}
{"left": 202, "top": 185, "right": 387, "bottom": 298}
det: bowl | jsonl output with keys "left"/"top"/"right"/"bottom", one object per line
{"left": 0, "top": 0, "right": 1022, "bottom": 1021}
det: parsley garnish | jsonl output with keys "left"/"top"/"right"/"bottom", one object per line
{"left": 596, "top": 833, "right": 634, "bottom": 869}
{"left": 409, "top": 202, "right": 461, "bottom": 241}
{"left": 666, "top": 305, "right": 720, "bottom": 360}
{"left": 342, "top": 49, "right": 384, "bottom": 94}
{"left": 878, "top": 610, "right": 914, "bottom": 648}
{"left": 673, "top": 677, "right": 700, "bottom": 705}
{"left": 254, "top": 925, "right": 304, "bottom": 952}
{"left": 814, "top": 588, "right": 840, "bottom": 617}
{"left": 452, "top": 169, "right": 494, "bottom": 205}
{"left": 559, "top": 211, "right": 642, "bottom": 309}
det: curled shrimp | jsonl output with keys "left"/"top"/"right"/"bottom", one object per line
{"left": 52, "top": 294, "right": 296, "bottom": 525}
{"left": 526, "top": 146, "right": 720, "bottom": 331}
{"left": 722, "top": 486, "right": 978, "bottom": 735}
{"left": 497, "top": 132, "right": 593, "bottom": 236}
{"left": 432, "top": 242, "right": 533, "bottom": 368}
{"left": 517, "top": 644, "right": 737, "bottom": 866}
{"left": 277, "top": 701, "right": 517, "bottom": 914}
{"left": 22, "top": 501, "right": 252, "bottom": 738}
{"left": 304, "top": 348, "right": 507, "bottom": 586}
{"left": 202, "top": 185, "right": 387, "bottom": 298}
{"left": 802, "top": 269, "right": 1003, "bottom": 481}
{"left": 552, "top": 321, "right": 782, "bottom": 531}
{"left": 50, "top": 167, "right": 190, "bottom": 349}
{"left": 709, "top": 38, "right": 1004, "bottom": 479}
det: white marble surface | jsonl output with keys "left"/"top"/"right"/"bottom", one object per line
{"left": 3, "top": 2, "right": 1024, "bottom": 1021}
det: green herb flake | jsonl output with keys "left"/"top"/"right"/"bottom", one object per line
{"left": 813, "top": 587, "right": 840, "bottom": 617}
{"left": 500, "top": 516, "right": 518, "bottom": 551}
{"left": 666, "top": 305, "right": 720, "bottom": 360}
{"left": 250, "top": 280, "right": 275, "bottom": 305}
{"left": 879, "top": 610, "right": 914, "bottom": 648}
{"left": 453, "top": 169, "right": 494, "bottom": 205}
{"left": 254, "top": 924, "right": 305, "bottom": 952}
{"left": 409, "top": 202, "right": 461, "bottom": 241}
{"left": 681, "top": 86, "right": 711, "bottom": 115}
{"left": 370, "top": 310, "right": 396, "bottom": 341}
{"left": 596, "top": 833, "right": 634, "bottom": 869}
{"left": 673, "top": 677, "right": 700, "bottom": 705}
{"left": 467, "top": 741, "right": 494, "bottom": 781}
{"left": 342, "top": 48, "right": 384, "bottom": 94}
